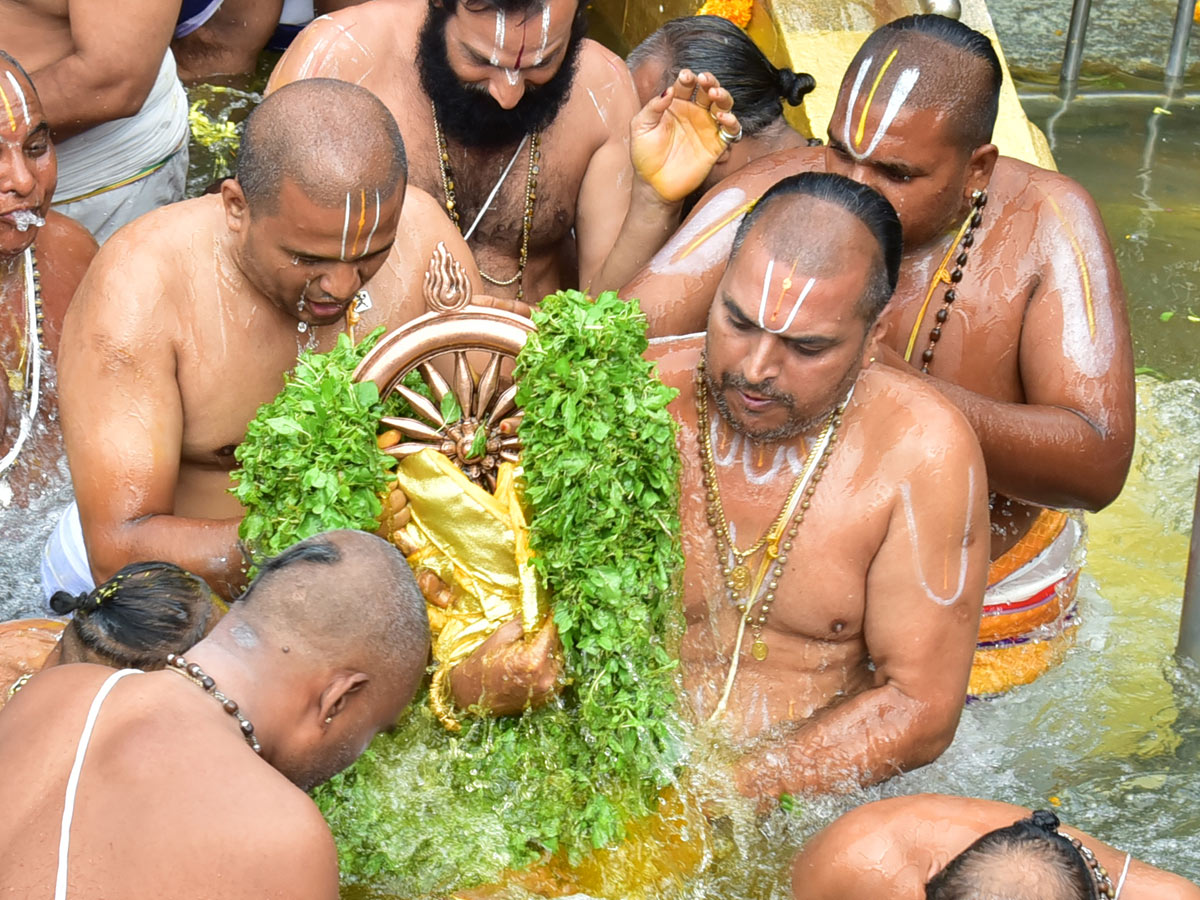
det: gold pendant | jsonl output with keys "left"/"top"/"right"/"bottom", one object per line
{"left": 730, "top": 564, "right": 751, "bottom": 593}
{"left": 751, "top": 638, "right": 768, "bottom": 661}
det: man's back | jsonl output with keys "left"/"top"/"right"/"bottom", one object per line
{"left": 0, "top": 664, "right": 339, "bottom": 900}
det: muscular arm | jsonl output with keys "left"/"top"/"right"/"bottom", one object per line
{"left": 31, "top": 0, "right": 178, "bottom": 139}
{"left": 59, "top": 255, "right": 245, "bottom": 598}
{"left": 735, "top": 398, "right": 989, "bottom": 797}
{"left": 918, "top": 179, "right": 1135, "bottom": 511}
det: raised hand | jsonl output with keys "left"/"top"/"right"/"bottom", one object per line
{"left": 631, "top": 69, "right": 741, "bottom": 204}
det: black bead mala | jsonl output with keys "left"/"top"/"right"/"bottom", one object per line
{"left": 917, "top": 188, "right": 988, "bottom": 374}
{"left": 166, "top": 653, "right": 262, "bottom": 754}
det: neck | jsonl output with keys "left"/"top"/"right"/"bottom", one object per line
{"left": 183, "top": 637, "right": 286, "bottom": 759}
{"left": 0, "top": 249, "right": 26, "bottom": 281}
{"left": 759, "top": 120, "right": 809, "bottom": 155}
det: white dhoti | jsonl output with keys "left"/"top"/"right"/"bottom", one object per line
{"left": 51, "top": 50, "right": 190, "bottom": 243}
{"left": 41, "top": 501, "right": 95, "bottom": 605}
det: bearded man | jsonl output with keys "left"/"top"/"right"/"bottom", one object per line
{"left": 268, "top": 0, "right": 741, "bottom": 305}
{"left": 624, "top": 16, "right": 1135, "bottom": 684}
{"left": 44, "top": 78, "right": 479, "bottom": 602}
{"left": 645, "top": 172, "right": 988, "bottom": 796}
{"left": 0, "top": 51, "right": 96, "bottom": 618}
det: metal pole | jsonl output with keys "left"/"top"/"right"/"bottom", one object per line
{"left": 1165, "top": 0, "right": 1195, "bottom": 95}
{"left": 1059, "top": 0, "right": 1093, "bottom": 99}
{"left": 1178, "top": 466, "right": 1200, "bottom": 666}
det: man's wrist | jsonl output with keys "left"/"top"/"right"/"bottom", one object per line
{"left": 631, "top": 175, "right": 684, "bottom": 217}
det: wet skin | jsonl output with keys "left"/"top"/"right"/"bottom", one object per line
{"left": 647, "top": 214, "right": 989, "bottom": 798}
{"left": 268, "top": 0, "right": 737, "bottom": 302}
{"left": 624, "top": 71, "right": 1135, "bottom": 558}
{"left": 0, "top": 0, "right": 178, "bottom": 139}
{"left": 0, "top": 60, "right": 97, "bottom": 503}
{"left": 792, "top": 794, "right": 1200, "bottom": 900}
{"left": 57, "top": 179, "right": 480, "bottom": 598}
{"left": 0, "top": 533, "right": 426, "bottom": 900}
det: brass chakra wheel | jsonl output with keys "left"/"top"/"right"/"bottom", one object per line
{"left": 353, "top": 243, "right": 534, "bottom": 490}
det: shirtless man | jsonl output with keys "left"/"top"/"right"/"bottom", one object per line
{"left": 624, "top": 16, "right": 1135, "bottom": 603}
{"left": 269, "top": 0, "right": 741, "bottom": 303}
{"left": 0, "top": 51, "right": 95, "bottom": 502}
{"left": 792, "top": 795, "right": 1200, "bottom": 899}
{"left": 0, "top": 530, "right": 430, "bottom": 900}
{"left": 45, "top": 78, "right": 478, "bottom": 601}
{"left": 645, "top": 172, "right": 988, "bottom": 796}
{"left": 0, "top": 0, "right": 189, "bottom": 241}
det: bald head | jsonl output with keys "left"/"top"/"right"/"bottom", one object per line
{"left": 846, "top": 14, "right": 1002, "bottom": 153}
{"left": 238, "top": 79, "right": 408, "bottom": 215}
{"left": 234, "top": 530, "right": 429, "bottom": 682}
{"left": 927, "top": 811, "right": 1098, "bottom": 900}
{"left": 729, "top": 172, "right": 901, "bottom": 323}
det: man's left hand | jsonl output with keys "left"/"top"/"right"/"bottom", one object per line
{"left": 631, "top": 69, "right": 740, "bottom": 204}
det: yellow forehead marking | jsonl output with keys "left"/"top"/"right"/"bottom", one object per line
{"left": 855, "top": 48, "right": 899, "bottom": 148}
{"left": 351, "top": 189, "right": 367, "bottom": 256}
{"left": 771, "top": 257, "right": 801, "bottom": 322}
{"left": 1044, "top": 193, "right": 1096, "bottom": 339}
{"left": 0, "top": 84, "right": 15, "bottom": 133}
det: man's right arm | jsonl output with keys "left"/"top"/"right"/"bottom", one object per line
{"left": 58, "top": 255, "right": 245, "bottom": 597}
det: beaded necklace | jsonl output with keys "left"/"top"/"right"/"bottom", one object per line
{"left": 903, "top": 189, "right": 988, "bottom": 373}
{"left": 431, "top": 102, "right": 540, "bottom": 303}
{"left": 166, "top": 653, "right": 262, "bottom": 754}
{"left": 695, "top": 362, "right": 850, "bottom": 720}
{"left": 0, "top": 246, "right": 44, "bottom": 506}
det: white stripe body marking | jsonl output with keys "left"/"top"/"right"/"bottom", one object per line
{"left": 491, "top": 11, "right": 507, "bottom": 66}
{"left": 362, "top": 189, "right": 382, "bottom": 256}
{"left": 842, "top": 57, "right": 873, "bottom": 152}
{"left": 758, "top": 274, "right": 816, "bottom": 335}
{"left": 339, "top": 192, "right": 352, "bottom": 261}
{"left": 859, "top": 67, "right": 920, "bottom": 159}
{"left": 535, "top": 3, "right": 551, "bottom": 64}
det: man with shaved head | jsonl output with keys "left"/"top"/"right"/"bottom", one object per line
{"left": 1, "top": 530, "right": 430, "bottom": 900}
{"left": 45, "top": 78, "right": 478, "bottom": 601}
{"left": 641, "top": 172, "right": 989, "bottom": 797}
{"left": 626, "top": 16, "right": 1135, "bottom": 678}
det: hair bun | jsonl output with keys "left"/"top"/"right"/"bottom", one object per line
{"left": 49, "top": 590, "right": 90, "bottom": 616}
{"left": 777, "top": 69, "right": 816, "bottom": 106}
{"left": 1030, "top": 810, "right": 1061, "bottom": 833}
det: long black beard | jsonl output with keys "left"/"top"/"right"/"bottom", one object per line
{"left": 417, "top": 6, "right": 586, "bottom": 150}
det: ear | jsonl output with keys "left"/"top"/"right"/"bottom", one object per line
{"left": 862, "top": 319, "right": 884, "bottom": 368}
{"left": 222, "top": 179, "right": 250, "bottom": 235}
{"left": 963, "top": 143, "right": 998, "bottom": 203}
{"left": 318, "top": 671, "right": 370, "bottom": 727}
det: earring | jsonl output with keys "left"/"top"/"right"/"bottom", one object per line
{"left": 324, "top": 716, "right": 333, "bottom": 724}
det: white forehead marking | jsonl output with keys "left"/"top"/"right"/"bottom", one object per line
{"left": 491, "top": 11, "right": 507, "bottom": 66}
{"left": 842, "top": 57, "right": 873, "bottom": 152}
{"left": 4, "top": 72, "right": 29, "bottom": 128}
{"left": 534, "top": 2, "right": 551, "bottom": 65}
{"left": 363, "top": 189, "right": 382, "bottom": 257}
{"left": 842, "top": 56, "right": 922, "bottom": 160}
{"left": 757, "top": 266, "right": 816, "bottom": 335}
{"left": 504, "top": 68, "right": 520, "bottom": 86}
{"left": 340, "top": 192, "right": 352, "bottom": 261}
{"left": 859, "top": 68, "right": 920, "bottom": 159}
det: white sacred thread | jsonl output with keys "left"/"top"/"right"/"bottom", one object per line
{"left": 858, "top": 68, "right": 920, "bottom": 159}
{"left": 490, "top": 10, "right": 507, "bottom": 66}
{"left": 361, "top": 189, "right": 382, "bottom": 257}
{"left": 758, "top": 272, "right": 816, "bottom": 335}
{"left": 4, "top": 72, "right": 29, "bottom": 127}
{"left": 534, "top": 2, "right": 551, "bottom": 64}
{"left": 897, "top": 466, "right": 976, "bottom": 607}
{"left": 339, "top": 192, "right": 352, "bottom": 261}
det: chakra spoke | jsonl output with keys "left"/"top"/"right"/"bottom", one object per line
{"left": 418, "top": 361, "right": 451, "bottom": 404}
{"left": 453, "top": 351, "right": 475, "bottom": 419}
{"left": 380, "top": 416, "right": 442, "bottom": 443}
{"left": 488, "top": 383, "right": 519, "bottom": 426}
{"left": 385, "top": 442, "right": 441, "bottom": 459}
{"left": 395, "top": 384, "right": 444, "bottom": 427}
{"left": 475, "top": 353, "right": 502, "bottom": 418}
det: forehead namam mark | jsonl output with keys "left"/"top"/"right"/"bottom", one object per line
{"left": 843, "top": 49, "right": 921, "bottom": 160}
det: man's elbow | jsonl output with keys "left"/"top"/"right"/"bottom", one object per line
{"left": 1072, "top": 441, "right": 1133, "bottom": 512}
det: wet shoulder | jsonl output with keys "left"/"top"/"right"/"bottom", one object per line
{"left": 705, "top": 145, "right": 824, "bottom": 200}
{"left": 856, "top": 364, "right": 980, "bottom": 473}
{"left": 994, "top": 155, "right": 1105, "bottom": 231}
{"left": 560, "top": 38, "right": 638, "bottom": 144}
{"left": 271, "top": 1, "right": 409, "bottom": 88}
{"left": 645, "top": 334, "right": 702, "bottom": 393}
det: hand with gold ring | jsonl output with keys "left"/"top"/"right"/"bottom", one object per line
{"left": 630, "top": 67, "right": 742, "bottom": 204}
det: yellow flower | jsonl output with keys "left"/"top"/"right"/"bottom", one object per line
{"left": 696, "top": 0, "right": 753, "bottom": 29}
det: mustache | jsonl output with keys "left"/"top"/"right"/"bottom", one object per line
{"left": 719, "top": 371, "right": 795, "bottom": 406}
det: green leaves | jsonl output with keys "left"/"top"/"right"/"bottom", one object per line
{"left": 313, "top": 291, "right": 688, "bottom": 893}
{"left": 230, "top": 328, "right": 395, "bottom": 576}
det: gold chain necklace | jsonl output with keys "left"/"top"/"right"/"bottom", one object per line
{"left": 431, "top": 103, "right": 540, "bottom": 303}
{"left": 695, "top": 363, "right": 847, "bottom": 664}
